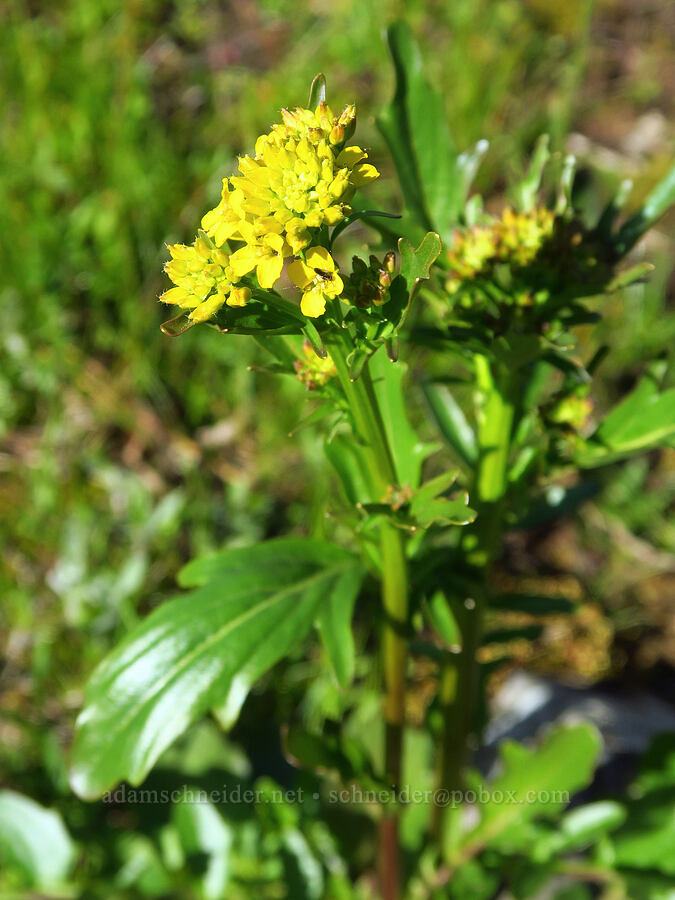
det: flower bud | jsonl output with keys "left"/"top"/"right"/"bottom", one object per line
{"left": 329, "top": 123, "right": 345, "bottom": 145}
{"left": 281, "top": 108, "right": 300, "bottom": 129}
{"left": 383, "top": 251, "right": 396, "bottom": 273}
{"left": 338, "top": 104, "right": 356, "bottom": 140}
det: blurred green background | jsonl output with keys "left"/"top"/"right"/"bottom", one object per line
{"left": 1, "top": 0, "right": 673, "bottom": 895}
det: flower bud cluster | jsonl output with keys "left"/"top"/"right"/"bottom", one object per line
{"left": 293, "top": 339, "right": 338, "bottom": 389}
{"left": 343, "top": 252, "right": 396, "bottom": 309}
{"left": 445, "top": 206, "right": 610, "bottom": 319}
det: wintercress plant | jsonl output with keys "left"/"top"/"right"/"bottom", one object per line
{"left": 69, "top": 28, "right": 675, "bottom": 900}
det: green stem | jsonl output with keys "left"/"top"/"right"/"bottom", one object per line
{"left": 438, "top": 354, "right": 516, "bottom": 862}
{"left": 328, "top": 332, "right": 408, "bottom": 900}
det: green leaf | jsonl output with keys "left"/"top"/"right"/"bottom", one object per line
{"left": 308, "top": 72, "right": 327, "bottom": 108}
{"left": 284, "top": 725, "right": 380, "bottom": 788}
{"left": 70, "top": 539, "right": 363, "bottom": 799}
{"left": 555, "top": 153, "right": 576, "bottom": 215}
{"left": 324, "top": 432, "right": 372, "bottom": 506}
{"left": 614, "top": 161, "right": 675, "bottom": 255}
{"left": 446, "top": 859, "right": 500, "bottom": 900}
{"left": 116, "top": 833, "right": 173, "bottom": 896}
{"left": 620, "top": 870, "right": 675, "bottom": 900}
{"left": 377, "top": 22, "right": 456, "bottom": 233}
{"left": 315, "top": 565, "right": 363, "bottom": 687}
{"left": 423, "top": 589, "right": 461, "bottom": 649}
{"left": 597, "top": 177, "right": 633, "bottom": 237}
{"left": 0, "top": 790, "right": 76, "bottom": 888}
{"left": 162, "top": 296, "right": 306, "bottom": 339}
{"left": 533, "top": 801, "right": 627, "bottom": 861}
{"left": 423, "top": 381, "right": 477, "bottom": 471}
{"left": 508, "top": 859, "right": 556, "bottom": 900}
{"left": 489, "top": 593, "right": 578, "bottom": 615}
{"left": 386, "top": 231, "right": 443, "bottom": 329}
{"left": 370, "top": 347, "right": 436, "bottom": 489}
{"left": 285, "top": 726, "right": 354, "bottom": 779}
{"left": 282, "top": 828, "right": 325, "bottom": 900}
{"left": 409, "top": 470, "right": 476, "bottom": 527}
{"left": 633, "top": 733, "right": 675, "bottom": 794}
{"left": 612, "top": 786, "right": 675, "bottom": 875}
{"left": 452, "top": 139, "right": 489, "bottom": 218}
{"left": 173, "top": 789, "right": 233, "bottom": 900}
{"left": 481, "top": 625, "right": 543, "bottom": 645}
{"left": 607, "top": 261, "right": 654, "bottom": 292}
{"left": 514, "top": 135, "right": 550, "bottom": 212}
{"left": 377, "top": 22, "right": 485, "bottom": 236}
{"left": 578, "top": 372, "right": 675, "bottom": 467}
{"left": 457, "top": 724, "right": 602, "bottom": 861}
{"left": 160, "top": 311, "right": 196, "bottom": 337}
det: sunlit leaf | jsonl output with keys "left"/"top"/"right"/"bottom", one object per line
{"left": 0, "top": 791, "right": 76, "bottom": 888}
{"left": 70, "top": 539, "right": 363, "bottom": 798}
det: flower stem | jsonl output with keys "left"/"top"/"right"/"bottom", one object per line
{"left": 328, "top": 334, "right": 408, "bottom": 900}
{"left": 438, "top": 354, "right": 515, "bottom": 862}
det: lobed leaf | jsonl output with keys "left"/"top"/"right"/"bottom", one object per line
{"left": 456, "top": 724, "right": 602, "bottom": 862}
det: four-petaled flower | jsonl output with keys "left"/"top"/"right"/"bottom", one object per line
{"left": 288, "top": 246, "right": 344, "bottom": 318}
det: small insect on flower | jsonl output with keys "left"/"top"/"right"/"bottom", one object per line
{"left": 288, "top": 246, "right": 344, "bottom": 318}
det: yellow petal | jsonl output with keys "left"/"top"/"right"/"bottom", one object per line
{"left": 227, "top": 286, "right": 252, "bottom": 308}
{"left": 258, "top": 216, "right": 284, "bottom": 235}
{"left": 304, "top": 246, "right": 334, "bottom": 272}
{"left": 288, "top": 259, "right": 314, "bottom": 289}
{"left": 201, "top": 207, "right": 220, "bottom": 231}
{"left": 229, "top": 246, "right": 258, "bottom": 277}
{"left": 286, "top": 227, "right": 310, "bottom": 254}
{"left": 265, "top": 232, "right": 286, "bottom": 254}
{"left": 327, "top": 273, "right": 344, "bottom": 297}
{"left": 323, "top": 205, "right": 345, "bottom": 226}
{"left": 188, "top": 295, "right": 226, "bottom": 322}
{"left": 337, "top": 146, "right": 366, "bottom": 167}
{"left": 257, "top": 254, "right": 284, "bottom": 289}
{"left": 160, "top": 286, "right": 190, "bottom": 306}
{"left": 350, "top": 163, "right": 379, "bottom": 186}
{"left": 301, "top": 289, "right": 327, "bottom": 318}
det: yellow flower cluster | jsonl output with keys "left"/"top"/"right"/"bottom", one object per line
{"left": 161, "top": 100, "right": 379, "bottom": 322}
{"left": 161, "top": 236, "right": 251, "bottom": 323}
{"left": 495, "top": 207, "right": 555, "bottom": 267}
{"left": 447, "top": 207, "right": 555, "bottom": 284}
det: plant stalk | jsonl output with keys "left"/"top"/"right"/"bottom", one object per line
{"left": 438, "top": 354, "right": 515, "bottom": 861}
{"left": 328, "top": 334, "right": 408, "bottom": 900}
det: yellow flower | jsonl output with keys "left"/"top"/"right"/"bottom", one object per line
{"left": 160, "top": 235, "right": 251, "bottom": 321}
{"left": 229, "top": 231, "right": 291, "bottom": 289}
{"left": 163, "top": 96, "right": 379, "bottom": 324}
{"left": 288, "top": 246, "right": 343, "bottom": 318}
{"left": 204, "top": 103, "right": 379, "bottom": 259}
{"left": 200, "top": 179, "right": 247, "bottom": 246}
